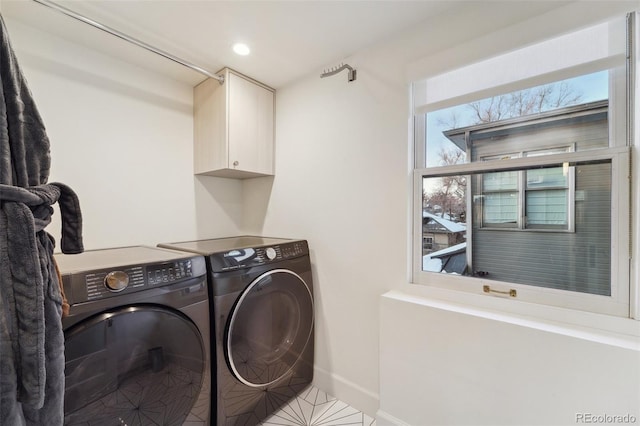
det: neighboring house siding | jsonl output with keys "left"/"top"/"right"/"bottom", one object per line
{"left": 423, "top": 229, "right": 464, "bottom": 253}
{"left": 469, "top": 107, "right": 608, "bottom": 161}
{"left": 472, "top": 162, "right": 611, "bottom": 295}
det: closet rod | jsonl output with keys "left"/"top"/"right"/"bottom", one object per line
{"left": 32, "top": 0, "right": 225, "bottom": 83}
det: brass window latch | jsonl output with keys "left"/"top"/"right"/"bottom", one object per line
{"left": 483, "top": 285, "right": 517, "bottom": 298}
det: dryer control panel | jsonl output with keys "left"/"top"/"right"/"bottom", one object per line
{"left": 62, "top": 257, "right": 206, "bottom": 304}
{"left": 210, "top": 240, "right": 308, "bottom": 272}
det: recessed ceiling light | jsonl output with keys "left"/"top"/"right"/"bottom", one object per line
{"left": 233, "top": 43, "right": 250, "bottom": 56}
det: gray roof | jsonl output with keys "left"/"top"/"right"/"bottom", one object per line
{"left": 423, "top": 211, "right": 466, "bottom": 233}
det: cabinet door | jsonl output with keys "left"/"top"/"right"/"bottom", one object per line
{"left": 194, "top": 77, "right": 228, "bottom": 175}
{"left": 228, "top": 72, "right": 274, "bottom": 176}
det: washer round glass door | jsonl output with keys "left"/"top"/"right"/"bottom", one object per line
{"left": 64, "top": 306, "right": 205, "bottom": 426}
{"left": 226, "top": 269, "right": 314, "bottom": 387}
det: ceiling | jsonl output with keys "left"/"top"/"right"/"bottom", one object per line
{"left": 1, "top": 0, "right": 572, "bottom": 88}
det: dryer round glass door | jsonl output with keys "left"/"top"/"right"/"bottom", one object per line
{"left": 63, "top": 306, "right": 206, "bottom": 425}
{"left": 226, "top": 269, "right": 314, "bottom": 387}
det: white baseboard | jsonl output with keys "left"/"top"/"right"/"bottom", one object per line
{"left": 312, "top": 366, "right": 379, "bottom": 418}
{"left": 375, "top": 410, "right": 411, "bottom": 426}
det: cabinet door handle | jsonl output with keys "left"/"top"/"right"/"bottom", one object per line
{"left": 233, "top": 161, "right": 239, "bottom": 167}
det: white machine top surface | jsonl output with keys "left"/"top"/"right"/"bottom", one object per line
{"left": 54, "top": 246, "right": 195, "bottom": 274}
{"left": 158, "top": 236, "right": 296, "bottom": 255}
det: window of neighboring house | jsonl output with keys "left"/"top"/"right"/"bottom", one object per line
{"left": 423, "top": 236, "right": 434, "bottom": 250}
{"left": 479, "top": 146, "right": 575, "bottom": 230}
{"left": 480, "top": 162, "right": 519, "bottom": 228}
{"left": 524, "top": 148, "right": 575, "bottom": 230}
{"left": 412, "top": 14, "right": 633, "bottom": 317}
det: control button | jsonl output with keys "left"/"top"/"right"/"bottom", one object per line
{"left": 265, "top": 247, "right": 277, "bottom": 260}
{"left": 104, "top": 271, "right": 129, "bottom": 292}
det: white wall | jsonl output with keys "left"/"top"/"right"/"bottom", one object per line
{"left": 4, "top": 17, "right": 243, "bottom": 250}
{"left": 244, "top": 55, "right": 410, "bottom": 412}
{"left": 380, "top": 292, "right": 640, "bottom": 426}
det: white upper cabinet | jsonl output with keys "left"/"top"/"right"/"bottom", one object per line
{"left": 194, "top": 68, "right": 275, "bottom": 178}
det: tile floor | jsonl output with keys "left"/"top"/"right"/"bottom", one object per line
{"left": 260, "top": 385, "right": 376, "bottom": 426}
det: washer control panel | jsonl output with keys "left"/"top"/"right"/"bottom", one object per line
{"left": 66, "top": 257, "right": 203, "bottom": 303}
{"left": 211, "top": 240, "right": 308, "bottom": 272}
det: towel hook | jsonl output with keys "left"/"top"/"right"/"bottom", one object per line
{"left": 320, "top": 63, "right": 357, "bottom": 82}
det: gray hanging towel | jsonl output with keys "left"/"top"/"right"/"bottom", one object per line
{"left": 0, "top": 13, "right": 83, "bottom": 426}
{"left": 0, "top": 17, "right": 50, "bottom": 187}
{"left": 1, "top": 183, "right": 83, "bottom": 425}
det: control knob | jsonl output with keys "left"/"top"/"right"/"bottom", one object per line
{"left": 104, "top": 271, "right": 129, "bottom": 292}
{"left": 265, "top": 247, "right": 277, "bottom": 260}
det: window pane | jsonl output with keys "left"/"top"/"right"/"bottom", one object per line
{"left": 421, "top": 160, "right": 611, "bottom": 296}
{"left": 483, "top": 192, "right": 518, "bottom": 224}
{"left": 422, "top": 175, "right": 467, "bottom": 273}
{"left": 483, "top": 171, "right": 518, "bottom": 191}
{"left": 425, "top": 71, "right": 609, "bottom": 167}
{"left": 525, "top": 189, "right": 568, "bottom": 226}
{"left": 526, "top": 167, "right": 568, "bottom": 188}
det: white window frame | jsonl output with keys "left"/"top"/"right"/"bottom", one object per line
{"left": 411, "top": 15, "right": 634, "bottom": 319}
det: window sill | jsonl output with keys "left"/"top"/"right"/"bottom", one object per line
{"left": 390, "top": 283, "right": 640, "bottom": 351}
